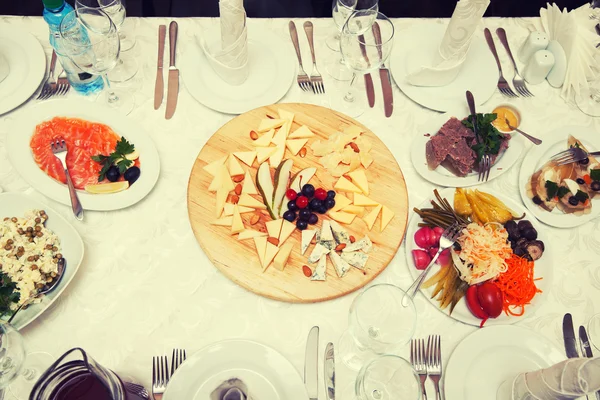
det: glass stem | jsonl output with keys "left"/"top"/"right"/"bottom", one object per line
{"left": 103, "top": 74, "right": 119, "bottom": 104}
{"left": 21, "top": 367, "right": 36, "bottom": 381}
{"left": 344, "top": 74, "right": 356, "bottom": 103}
{"left": 592, "top": 88, "right": 600, "bottom": 102}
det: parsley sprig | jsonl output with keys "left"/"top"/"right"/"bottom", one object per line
{"left": 462, "top": 113, "right": 506, "bottom": 162}
{"left": 91, "top": 137, "right": 136, "bottom": 182}
{"left": 0, "top": 273, "right": 20, "bottom": 318}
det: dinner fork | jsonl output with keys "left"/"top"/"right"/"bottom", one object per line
{"left": 170, "top": 348, "right": 187, "bottom": 375}
{"left": 466, "top": 90, "right": 492, "bottom": 182}
{"left": 411, "top": 339, "right": 428, "bottom": 400}
{"left": 550, "top": 147, "right": 600, "bottom": 166}
{"left": 124, "top": 382, "right": 150, "bottom": 399}
{"left": 478, "top": 154, "right": 492, "bottom": 182}
{"left": 152, "top": 355, "right": 170, "bottom": 400}
{"left": 483, "top": 28, "right": 517, "bottom": 98}
{"left": 289, "top": 21, "right": 312, "bottom": 92}
{"left": 56, "top": 69, "right": 71, "bottom": 97}
{"left": 496, "top": 28, "right": 534, "bottom": 97}
{"left": 37, "top": 51, "right": 58, "bottom": 100}
{"left": 51, "top": 139, "right": 84, "bottom": 221}
{"left": 303, "top": 21, "right": 325, "bottom": 94}
{"left": 427, "top": 335, "right": 443, "bottom": 400}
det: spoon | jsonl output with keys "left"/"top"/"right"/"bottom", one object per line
{"left": 504, "top": 118, "right": 542, "bottom": 145}
{"left": 8, "top": 258, "right": 66, "bottom": 324}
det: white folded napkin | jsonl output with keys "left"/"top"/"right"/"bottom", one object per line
{"left": 407, "top": 0, "right": 490, "bottom": 87}
{"left": 0, "top": 54, "right": 9, "bottom": 84}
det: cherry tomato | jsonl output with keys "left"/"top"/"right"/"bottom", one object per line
{"left": 314, "top": 188, "right": 327, "bottom": 201}
{"left": 296, "top": 196, "right": 309, "bottom": 209}
{"left": 286, "top": 189, "right": 297, "bottom": 200}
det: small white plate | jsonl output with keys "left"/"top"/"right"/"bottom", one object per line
{"left": 411, "top": 107, "right": 525, "bottom": 187}
{"left": 405, "top": 188, "right": 553, "bottom": 327}
{"left": 518, "top": 125, "right": 600, "bottom": 228}
{"left": 163, "top": 340, "right": 308, "bottom": 400}
{"left": 180, "top": 25, "right": 296, "bottom": 115}
{"left": 389, "top": 23, "right": 497, "bottom": 112}
{"left": 445, "top": 325, "right": 565, "bottom": 400}
{"left": 0, "top": 25, "right": 46, "bottom": 116}
{"left": 0, "top": 193, "right": 84, "bottom": 330}
{"left": 7, "top": 99, "right": 160, "bottom": 211}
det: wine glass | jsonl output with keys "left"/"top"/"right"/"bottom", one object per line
{"left": 588, "top": 313, "right": 600, "bottom": 350}
{"left": 589, "top": 0, "right": 600, "bottom": 19}
{"left": 576, "top": 76, "right": 600, "bottom": 117}
{"left": 355, "top": 355, "right": 421, "bottom": 400}
{"left": 60, "top": 8, "right": 135, "bottom": 115}
{"left": 75, "top": 0, "right": 138, "bottom": 83}
{"left": 326, "top": 0, "right": 357, "bottom": 51}
{"left": 330, "top": 11, "right": 394, "bottom": 117}
{"left": 338, "top": 284, "right": 417, "bottom": 371}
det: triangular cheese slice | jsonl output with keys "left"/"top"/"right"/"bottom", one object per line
{"left": 203, "top": 156, "right": 227, "bottom": 177}
{"left": 273, "top": 241, "right": 293, "bottom": 271}
{"left": 238, "top": 230, "right": 267, "bottom": 241}
{"left": 241, "top": 171, "right": 258, "bottom": 195}
{"left": 343, "top": 125, "right": 363, "bottom": 138}
{"left": 253, "top": 129, "right": 274, "bottom": 147}
{"left": 301, "top": 229, "right": 317, "bottom": 255}
{"left": 331, "top": 194, "right": 352, "bottom": 212}
{"left": 263, "top": 242, "right": 279, "bottom": 271}
{"left": 207, "top": 168, "right": 224, "bottom": 192}
{"left": 272, "top": 124, "right": 288, "bottom": 146}
{"left": 353, "top": 193, "right": 379, "bottom": 207}
{"left": 380, "top": 205, "right": 394, "bottom": 232}
{"left": 238, "top": 194, "right": 267, "bottom": 210}
{"left": 233, "top": 151, "right": 256, "bottom": 167}
{"left": 334, "top": 176, "right": 361, "bottom": 193}
{"left": 341, "top": 205, "right": 364, "bottom": 215}
{"left": 266, "top": 219, "right": 283, "bottom": 239}
{"left": 231, "top": 205, "right": 245, "bottom": 234}
{"left": 210, "top": 165, "right": 234, "bottom": 192}
{"left": 257, "top": 119, "right": 285, "bottom": 132}
{"left": 279, "top": 121, "right": 291, "bottom": 139}
{"left": 269, "top": 145, "right": 286, "bottom": 168}
{"left": 265, "top": 219, "right": 294, "bottom": 243}
{"left": 279, "top": 220, "right": 296, "bottom": 244}
{"left": 360, "top": 152, "right": 374, "bottom": 169}
{"left": 253, "top": 236, "right": 267, "bottom": 267}
{"left": 256, "top": 147, "right": 277, "bottom": 163}
{"left": 320, "top": 220, "right": 334, "bottom": 241}
{"left": 278, "top": 109, "right": 295, "bottom": 124}
{"left": 363, "top": 204, "right": 382, "bottom": 231}
{"left": 223, "top": 203, "right": 254, "bottom": 216}
{"left": 228, "top": 155, "right": 245, "bottom": 176}
{"left": 348, "top": 170, "right": 369, "bottom": 195}
{"left": 215, "top": 186, "right": 228, "bottom": 218}
{"left": 210, "top": 216, "right": 233, "bottom": 226}
{"left": 288, "top": 125, "right": 315, "bottom": 139}
{"left": 329, "top": 211, "right": 356, "bottom": 224}
{"left": 285, "top": 139, "right": 308, "bottom": 156}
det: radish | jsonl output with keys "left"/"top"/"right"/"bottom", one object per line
{"left": 412, "top": 249, "right": 431, "bottom": 270}
{"left": 414, "top": 227, "right": 435, "bottom": 249}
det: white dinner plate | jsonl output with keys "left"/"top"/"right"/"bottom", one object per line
{"left": 389, "top": 23, "right": 497, "bottom": 112}
{"left": 445, "top": 325, "right": 565, "bottom": 400}
{"left": 0, "top": 25, "right": 46, "bottom": 116}
{"left": 180, "top": 25, "right": 296, "bottom": 115}
{"left": 518, "top": 125, "right": 600, "bottom": 228}
{"left": 411, "top": 107, "right": 525, "bottom": 187}
{"left": 163, "top": 340, "right": 308, "bottom": 400}
{"left": 405, "top": 188, "right": 553, "bottom": 327}
{"left": 7, "top": 99, "right": 160, "bottom": 211}
{"left": 0, "top": 193, "right": 84, "bottom": 330}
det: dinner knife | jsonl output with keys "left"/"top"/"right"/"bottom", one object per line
{"left": 358, "top": 34, "right": 375, "bottom": 108}
{"left": 579, "top": 326, "right": 599, "bottom": 400}
{"left": 154, "top": 25, "right": 166, "bottom": 110}
{"left": 372, "top": 22, "right": 393, "bottom": 118}
{"left": 305, "top": 326, "right": 319, "bottom": 400}
{"left": 596, "top": 24, "right": 600, "bottom": 48}
{"left": 324, "top": 342, "right": 335, "bottom": 400}
{"left": 165, "top": 21, "right": 179, "bottom": 120}
{"left": 563, "top": 313, "right": 579, "bottom": 358}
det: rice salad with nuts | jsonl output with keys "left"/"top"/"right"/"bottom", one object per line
{"left": 0, "top": 209, "right": 62, "bottom": 317}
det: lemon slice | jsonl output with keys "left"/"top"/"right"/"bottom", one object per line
{"left": 85, "top": 181, "right": 129, "bottom": 194}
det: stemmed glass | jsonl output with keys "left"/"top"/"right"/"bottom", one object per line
{"left": 589, "top": 0, "right": 600, "bottom": 19}
{"left": 355, "top": 355, "right": 421, "bottom": 400}
{"left": 330, "top": 11, "right": 394, "bottom": 117}
{"left": 75, "top": 0, "right": 138, "bottom": 83}
{"left": 326, "top": 0, "right": 357, "bottom": 51}
{"left": 60, "top": 8, "right": 135, "bottom": 115}
{"left": 576, "top": 76, "right": 600, "bottom": 117}
{"left": 338, "top": 284, "right": 417, "bottom": 371}
{"left": 588, "top": 313, "right": 600, "bottom": 350}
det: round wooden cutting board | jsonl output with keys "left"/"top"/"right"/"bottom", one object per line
{"left": 188, "top": 103, "right": 408, "bottom": 303}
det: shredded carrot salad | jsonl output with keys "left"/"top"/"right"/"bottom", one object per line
{"left": 492, "top": 254, "right": 542, "bottom": 316}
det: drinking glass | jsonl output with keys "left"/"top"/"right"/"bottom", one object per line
{"left": 338, "top": 284, "right": 417, "bottom": 371}
{"left": 330, "top": 11, "right": 394, "bottom": 117}
{"left": 326, "top": 0, "right": 357, "bottom": 51}
{"left": 355, "top": 355, "right": 421, "bottom": 400}
{"left": 576, "top": 76, "right": 600, "bottom": 117}
{"left": 75, "top": 0, "right": 139, "bottom": 83}
{"left": 60, "top": 8, "right": 135, "bottom": 115}
{"left": 590, "top": 0, "right": 600, "bottom": 19}
{"left": 588, "top": 313, "right": 600, "bottom": 350}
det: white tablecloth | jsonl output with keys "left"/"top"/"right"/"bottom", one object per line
{"left": 0, "top": 15, "right": 599, "bottom": 400}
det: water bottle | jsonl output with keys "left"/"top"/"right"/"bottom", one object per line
{"left": 42, "top": 0, "right": 104, "bottom": 95}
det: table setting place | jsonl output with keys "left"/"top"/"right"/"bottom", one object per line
{"left": 0, "top": 0, "right": 600, "bottom": 398}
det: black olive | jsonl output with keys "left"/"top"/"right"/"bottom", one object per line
{"left": 105, "top": 166, "right": 120, "bottom": 182}
{"left": 504, "top": 220, "right": 517, "bottom": 230}
{"left": 522, "top": 228, "right": 538, "bottom": 241}
{"left": 568, "top": 196, "right": 579, "bottom": 206}
{"left": 532, "top": 195, "right": 543, "bottom": 205}
{"left": 514, "top": 246, "right": 527, "bottom": 257}
{"left": 591, "top": 181, "right": 600, "bottom": 192}
{"left": 124, "top": 166, "right": 141, "bottom": 185}
{"left": 576, "top": 178, "right": 585, "bottom": 185}
{"left": 579, "top": 157, "right": 589, "bottom": 165}
{"left": 504, "top": 220, "right": 520, "bottom": 241}
{"left": 518, "top": 220, "right": 533, "bottom": 232}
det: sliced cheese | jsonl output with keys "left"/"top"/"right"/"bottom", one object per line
{"left": 331, "top": 194, "right": 352, "bottom": 212}
{"left": 207, "top": 168, "right": 224, "bottom": 192}
{"left": 231, "top": 205, "right": 245, "bottom": 234}
{"left": 329, "top": 220, "right": 351, "bottom": 245}
{"left": 203, "top": 156, "right": 227, "bottom": 176}
{"left": 223, "top": 203, "right": 254, "bottom": 216}
{"left": 380, "top": 205, "right": 394, "bottom": 232}
{"left": 256, "top": 146, "right": 277, "bottom": 163}
{"left": 263, "top": 242, "right": 279, "bottom": 271}
{"left": 271, "top": 125, "right": 288, "bottom": 145}
{"left": 265, "top": 219, "right": 283, "bottom": 239}
{"left": 238, "top": 194, "right": 267, "bottom": 210}
{"left": 209, "top": 165, "right": 234, "bottom": 192}
{"left": 253, "top": 129, "right": 274, "bottom": 147}
{"left": 348, "top": 170, "right": 369, "bottom": 195}
{"left": 266, "top": 219, "right": 296, "bottom": 244}
{"left": 285, "top": 139, "right": 308, "bottom": 156}
{"left": 353, "top": 193, "right": 379, "bottom": 207}
{"left": 334, "top": 176, "right": 361, "bottom": 193}
{"left": 279, "top": 220, "right": 296, "bottom": 243}
{"left": 329, "top": 211, "right": 356, "bottom": 224}
{"left": 253, "top": 236, "right": 267, "bottom": 268}
{"left": 210, "top": 216, "right": 233, "bottom": 226}
{"left": 311, "top": 254, "right": 327, "bottom": 281}
{"left": 341, "top": 205, "right": 364, "bottom": 215}
{"left": 307, "top": 243, "right": 330, "bottom": 264}
{"left": 233, "top": 151, "right": 257, "bottom": 167}
{"left": 257, "top": 119, "right": 285, "bottom": 132}
{"left": 241, "top": 171, "right": 258, "bottom": 195}
{"left": 343, "top": 125, "right": 363, "bottom": 138}
{"left": 279, "top": 121, "right": 292, "bottom": 138}
{"left": 288, "top": 125, "right": 315, "bottom": 139}
{"left": 330, "top": 251, "right": 351, "bottom": 278}
{"left": 301, "top": 229, "right": 317, "bottom": 255}
{"left": 363, "top": 204, "right": 382, "bottom": 231}
{"left": 273, "top": 242, "right": 294, "bottom": 271}
{"left": 228, "top": 155, "right": 245, "bottom": 176}
{"left": 320, "top": 220, "right": 334, "bottom": 241}
{"left": 278, "top": 109, "right": 295, "bottom": 124}
{"left": 238, "top": 229, "right": 267, "bottom": 241}
{"left": 360, "top": 152, "right": 374, "bottom": 169}
{"left": 215, "top": 186, "right": 228, "bottom": 218}
{"left": 341, "top": 251, "right": 369, "bottom": 270}
{"left": 269, "top": 144, "right": 286, "bottom": 168}
{"left": 343, "top": 235, "right": 373, "bottom": 253}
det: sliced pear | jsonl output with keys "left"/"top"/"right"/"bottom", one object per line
{"left": 203, "top": 155, "right": 227, "bottom": 176}
{"left": 238, "top": 230, "right": 267, "bottom": 241}
{"left": 233, "top": 151, "right": 257, "bottom": 167}
{"left": 273, "top": 241, "right": 293, "bottom": 271}
{"left": 253, "top": 236, "right": 267, "bottom": 268}
{"left": 231, "top": 205, "right": 245, "bottom": 234}
{"left": 348, "top": 170, "right": 369, "bottom": 195}
{"left": 329, "top": 211, "right": 356, "bottom": 224}
{"left": 288, "top": 125, "right": 315, "bottom": 139}
{"left": 210, "top": 216, "right": 233, "bottom": 226}
{"left": 289, "top": 167, "right": 317, "bottom": 192}
{"left": 285, "top": 139, "right": 308, "bottom": 156}
{"left": 272, "top": 159, "right": 294, "bottom": 217}
{"left": 228, "top": 155, "right": 245, "bottom": 176}
{"left": 256, "top": 146, "right": 277, "bottom": 163}
{"left": 241, "top": 171, "right": 258, "bottom": 195}
{"left": 238, "top": 194, "right": 267, "bottom": 210}
{"left": 334, "top": 176, "right": 361, "bottom": 193}
{"left": 257, "top": 119, "right": 285, "bottom": 132}
{"left": 215, "top": 186, "right": 228, "bottom": 217}
{"left": 331, "top": 194, "right": 352, "bottom": 212}
{"left": 380, "top": 205, "right": 395, "bottom": 232}
{"left": 253, "top": 129, "right": 274, "bottom": 147}
{"left": 256, "top": 162, "right": 275, "bottom": 216}
{"left": 363, "top": 204, "right": 382, "bottom": 230}
{"left": 353, "top": 193, "right": 379, "bottom": 207}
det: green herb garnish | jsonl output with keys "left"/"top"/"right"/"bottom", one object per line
{"left": 590, "top": 169, "right": 600, "bottom": 182}
{"left": 91, "top": 137, "right": 135, "bottom": 182}
{"left": 462, "top": 113, "right": 506, "bottom": 162}
{"left": 575, "top": 190, "right": 589, "bottom": 203}
{"left": 545, "top": 180, "right": 559, "bottom": 200}
{"left": 557, "top": 186, "right": 571, "bottom": 199}
{"left": 0, "top": 273, "right": 20, "bottom": 318}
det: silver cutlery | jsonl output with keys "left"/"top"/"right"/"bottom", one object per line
{"left": 170, "top": 348, "right": 186, "bottom": 375}
{"left": 152, "top": 355, "right": 170, "bottom": 400}
{"left": 165, "top": 21, "right": 179, "bottom": 120}
{"left": 154, "top": 24, "right": 167, "bottom": 110}
{"left": 411, "top": 338, "right": 428, "bottom": 400}
{"left": 579, "top": 326, "right": 600, "bottom": 400}
{"left": 483, "top": 28, "right": 518, "bottom": 98}
{"left": 466, "top": 90, "right": 492, "bottom": 181}
{"left": 56, "top": 69, "right": 70, "bottom": 97}
{"left": 358, "top": 34, "right": 375, "bottom": 108}
{"left": 124, "top": 382, "right": 150, "bottom": 399}
{"left": 303, "top": 21, "right": 325, "bottom": 94}
{"left": 51, "top": 139, "right": 83, "bottom": 220}
{"left": 549, "top": 146, "right": 600, "bottom": 166}
{"left": 563, "top": 313, "right": 579, "bottom": 358}
{"left": 324, "top": 342, "right": 335, "bottom": 400}
{"left": 37, "top": 51, "right": 58, "bottom": 100}
{"left": 305, "top": 326, "right": 319, "bottom": 400}
{"left": 426, "top": 335, "right": 443, "bottom": 400}
{"left": 505, "top": 119, "right": 542, "bottom": 145}
{"left": 289, "top": 21, "right": 312, "bottom": 92}
{"left": 496, "top": 28, "right": 534, "bottom": 97}
{"left": 372, "top": 22, "right": 393, "bottom": 118}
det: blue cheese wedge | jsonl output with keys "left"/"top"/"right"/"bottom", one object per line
{"left": 341, "top": 251, "right": 369, "bottom": 270}
{"left": 329, "top": 251, "right": 351, "bottom": 278}
{"left": 311, "top": 254, "right": 327, "bottom": 281}
{"left": 301, "top": 229, "right": 317, "bottom": 255}
{"left": 307, "top": 243, "right": 330, "bottom": 264}
{"left": 329, "top": 220, "right": 350, "bottom": 245}
{"left": 343, "top": 235, "right": 373, "bottom": 253}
